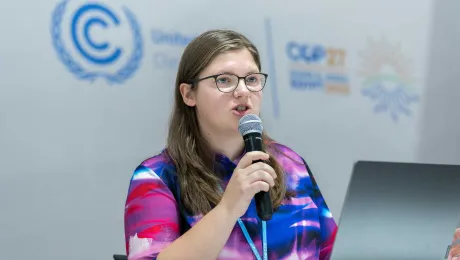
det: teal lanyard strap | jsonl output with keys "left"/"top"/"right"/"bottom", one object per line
{"left": 237, "top": 218, "right": 267, "bottom": 260}
{"left": 217, "top": 185, "right": 267, "bottom": 259}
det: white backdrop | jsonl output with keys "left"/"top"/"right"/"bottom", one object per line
{"left": 1, "top": 0, "right": 458, "bottom": 259}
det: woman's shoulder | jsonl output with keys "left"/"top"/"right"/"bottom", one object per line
{"left": 267, "top": 141, "right": 305, "bottom": 167}
{"left": 131, "top": 149, "right": 177, "bottom": 182}
{"left": 266, "top": 141, "right": 318, "bottom": 187}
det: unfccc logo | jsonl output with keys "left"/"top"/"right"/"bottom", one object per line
{"left": 51, "top": 1, "right": 143, "bottom": 84}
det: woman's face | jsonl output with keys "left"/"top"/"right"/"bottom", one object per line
{"left": 180, "top": 48, "right": 265, "bottom": 136}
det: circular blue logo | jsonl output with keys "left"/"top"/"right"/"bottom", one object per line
{"left": 51, "top": 1, "right": 143, "bottom": 84}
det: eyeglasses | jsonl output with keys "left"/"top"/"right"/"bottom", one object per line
{"left": 188, "top": 73, "right": 268, "bottom": 93}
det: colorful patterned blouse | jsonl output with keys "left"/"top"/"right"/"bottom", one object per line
{"left": 124, "top": 142, "right": 337, "bottom": 259}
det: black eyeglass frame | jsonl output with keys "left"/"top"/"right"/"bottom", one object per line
{"left": 187, "top": 73, "right": 268, "bottom": 93}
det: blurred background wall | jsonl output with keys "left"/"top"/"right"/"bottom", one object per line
{"left": 1, "top": 0, "right": 458, "bottom": 259}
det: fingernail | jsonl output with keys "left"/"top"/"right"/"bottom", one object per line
{"left": 452, "top": 257, "right": 458, "bottom": 260}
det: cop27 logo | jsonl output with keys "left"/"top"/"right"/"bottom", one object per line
{"left": 286, "top": 42, "right": 345, "bottom": 66}
{"left": 51, "top": 1, "right": 143, "bottom": 84}
{"left": 286, "top": 41, "right": 350, "bottom": 95}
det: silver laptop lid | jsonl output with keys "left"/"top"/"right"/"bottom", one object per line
{"left": 331, "top": 161, "right": 460, "bottom": 260}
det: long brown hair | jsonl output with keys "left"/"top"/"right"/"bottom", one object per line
{"left": 166, "top": 29, "right": 290, "bottom": 215}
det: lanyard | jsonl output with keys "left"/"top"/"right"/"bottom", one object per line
{"left": 237, "top": 218, "right": 267, "bottom": 260}
{"left": 217, "top": 186, "right": 268, "bottom": 259}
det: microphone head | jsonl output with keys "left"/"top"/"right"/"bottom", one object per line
{"left": 238, "top": 114, "right": 263, "bottom": 136}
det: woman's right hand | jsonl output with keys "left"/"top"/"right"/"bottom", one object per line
{"left": 218, "top": 151, "right": 277, "bottom": 220}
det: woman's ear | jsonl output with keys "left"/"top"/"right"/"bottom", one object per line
{"left": 179, "top": 83, "right": 196, "bottom": 107}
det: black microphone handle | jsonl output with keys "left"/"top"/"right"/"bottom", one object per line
{"left": 243, "top": 133, "right": 274, "bottom": 221}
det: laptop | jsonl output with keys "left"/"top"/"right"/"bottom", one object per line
{"left": 330, "top": 161, "right": 460, "bottom": 260}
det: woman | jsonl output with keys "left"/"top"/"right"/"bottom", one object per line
{"left": 124, "top": 29, "right": 337, "bottom": 260}
{"left": 449, "top": 228, "right": 460, "bottom": 260}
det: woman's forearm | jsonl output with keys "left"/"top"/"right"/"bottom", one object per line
{"left": 157, "top": 204, "right": 237, "bottom": 260}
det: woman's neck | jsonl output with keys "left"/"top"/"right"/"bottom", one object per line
{"left": 203, "top": 131, "right": 245, "bottom": 161}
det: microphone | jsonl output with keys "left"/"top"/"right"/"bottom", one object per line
{"left": 238, "top": 114, "right": 273, "bottom": 221}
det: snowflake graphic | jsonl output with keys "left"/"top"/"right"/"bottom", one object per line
{"left": 358, "top": 37, "right": 419, "bottom": 122}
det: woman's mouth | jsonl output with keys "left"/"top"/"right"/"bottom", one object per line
{"left": 232, "top": 105, "right": 250, "bottom": 116}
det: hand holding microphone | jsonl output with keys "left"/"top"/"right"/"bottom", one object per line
{"left": 218, "top": 114, "right": 275, "bottom": 221}
{"left": 219, "top": 151, "right": 276, "bottom": 220}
